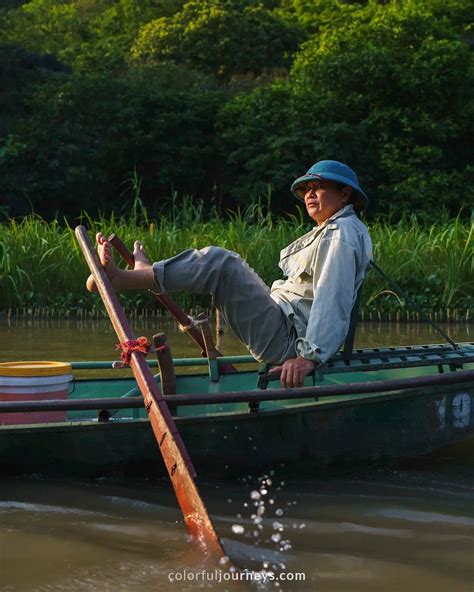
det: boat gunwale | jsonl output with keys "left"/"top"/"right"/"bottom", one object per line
{"left": 1, "top": 377, "right": 473, "bottom": 433}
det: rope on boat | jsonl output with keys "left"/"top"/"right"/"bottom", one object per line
{"left": 115, "top": 336, "right": 151, "bottom": 368}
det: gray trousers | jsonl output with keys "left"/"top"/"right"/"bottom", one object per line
{"left": 153, "top": 247, "right": 297, "bottom": 363}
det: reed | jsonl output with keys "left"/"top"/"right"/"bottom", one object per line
{"left": 0, "top": 201, "right": 472, "bottom": 318}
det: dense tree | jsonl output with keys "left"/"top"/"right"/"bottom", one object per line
{"left": 0, "top": 0, "right": 472, "bottom": 219}
{"left": 218, "top": 4, "right": 474, "bottom": 214}
{"left": 1, "top": 61, "right": 224, "bottom": 218}
{"left": 130, "top": 0, "right": 303, "bottom": 80}
{"left": 0, "top": 0, "right": 185, "bottom": 71}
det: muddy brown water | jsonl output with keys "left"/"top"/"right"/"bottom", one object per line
{"left": 0, "top": 318, "right": 473, "bottom": 591}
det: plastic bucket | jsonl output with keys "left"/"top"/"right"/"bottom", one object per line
{"left": 0, "top": 361, "right": 73, "bottom": 425}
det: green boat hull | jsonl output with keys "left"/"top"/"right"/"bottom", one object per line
{"left": 1, "top": 360, "right": 473, "bottom": 479}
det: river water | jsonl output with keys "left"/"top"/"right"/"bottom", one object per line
{"left": 0, "top": 318, "right": 473, "bottom": 591}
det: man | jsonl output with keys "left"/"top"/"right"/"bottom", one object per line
{"left": 88, "top": 160, "right": 372, "bottom": 388}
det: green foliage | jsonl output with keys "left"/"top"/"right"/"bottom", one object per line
{"left": 278, "top": 0, "right": 369, "bottom": 32}
{"left": 1, "top": 0, "right": 185, "bottom": 71}
{"left": 130, "top": 0, "right": 303, "bottom": 80}
{"left": 219, "top": 3, "right": 474, "bottom": 214}
{"left": 0, "top": 0, "right": 473, "bottom": 219}
{"left": 217, "top": 81, "right": 310, "bottom": 201}
{"left": 1, "top": 61, "right": 224, "bottom": 218}
{"left": 365, "top": 214, "right": 474, "bottom": 312}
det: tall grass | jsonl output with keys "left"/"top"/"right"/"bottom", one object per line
{"left": 365, "top": 214, "right": 473, "bottom": 314}
{"left": 0, "top": 200, "right": 472, "bottom": 318}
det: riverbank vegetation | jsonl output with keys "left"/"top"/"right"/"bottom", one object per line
{"left": 1, "top": 204, "right": 472, "bottom": 319}
{"left": 1, "top": 0, "right": 473, "bottom": 220}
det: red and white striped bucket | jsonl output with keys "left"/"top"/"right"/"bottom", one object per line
{"left": 0, "top": 362, "right": 73, "bottom": 425}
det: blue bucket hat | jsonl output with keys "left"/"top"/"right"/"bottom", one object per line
{"left": 291, "top": 160, "right": 369, "bottom": 211}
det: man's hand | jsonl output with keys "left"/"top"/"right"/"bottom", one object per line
{"left": 269, "top": 357, "right": 316, "bottom": 388}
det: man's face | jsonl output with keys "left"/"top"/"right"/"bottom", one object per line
{"left": 304, "top": 179, "right": 351, "bottom": 224}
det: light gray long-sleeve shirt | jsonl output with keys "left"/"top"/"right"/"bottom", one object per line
{"left": 270, "top": 204, "right": 372, "bottom": 364}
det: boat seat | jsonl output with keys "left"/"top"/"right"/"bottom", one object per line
{"left": 320, "top": 343, "right": 474, "bottom": 375}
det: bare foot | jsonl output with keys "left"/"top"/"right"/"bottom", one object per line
{"left": 133, "top": 240, "right": 151, "bottom": 269}
{"left": 86, "top": 232, "right": 119, "bottom": 292}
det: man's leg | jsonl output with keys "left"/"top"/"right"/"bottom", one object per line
{"left": 153, "top": 247, "right": 296, "bottom": 363}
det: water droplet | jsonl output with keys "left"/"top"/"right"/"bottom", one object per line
{"left": 219, "top": 556, "right": 229, "bottom": 566}
{"left": 260, "top": 488, "right": 268, "bottom": 495}
{"left": 269, "top": 498, "right": 275, "bottom": 504}
{"left": 271, "top": 533, "right": 281, "bottom": 543}
{"left": 243, "top": 502, "right": 248, "bottom": 507}
{"left": 227, "top": 498, "right": 232, "bottom": 503}
{"left": 250, "top": 490, "right": 261, "bottom": 500}
{"left": 257, "top": 505, "right": 265, "bottom": 516}
{"left": 273, "top": 521, "right": 284, "bottom": 531}
{"left": 275, "top": 508, "right": 284, "bottom": 516}
{"left": 299, "top": 523, "right": 306, "bottom": 529}
{"left": 232, "top": 524, "right": 245, "bottom": 534}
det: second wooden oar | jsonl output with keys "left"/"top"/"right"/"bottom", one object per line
{"left": 75, "top": 225, "right": 226, "bottom": 561}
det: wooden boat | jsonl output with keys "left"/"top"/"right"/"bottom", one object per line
{"left": 1, "top": 342, "right": 473, "bottom": 479}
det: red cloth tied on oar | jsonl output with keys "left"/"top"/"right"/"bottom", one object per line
{"left": 115, "top": 336, "right": 150, "bottom": 368}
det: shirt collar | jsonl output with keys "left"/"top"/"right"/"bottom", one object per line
{"left": 316, "top": 204, "right": 355, "bottom": 229}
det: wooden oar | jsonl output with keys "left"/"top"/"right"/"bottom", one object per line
{"left": 75, "top": 225, "right": 226, "bottom": 561}
{"left": 107, "top": 233, "right": 237, "bottom": 373}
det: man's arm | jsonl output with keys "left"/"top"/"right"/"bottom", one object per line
{"left": 297, "top": 236, "right": 357, "bottom": 363}
{"left": 272, "top": 237, "right": 358, "bottom": 388}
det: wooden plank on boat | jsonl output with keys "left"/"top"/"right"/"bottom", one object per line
{"left": 426, "top": 354, "right": 444, "bottom": 362}
{"left": 405, "top": 356, "right": 423, "bottom": 363}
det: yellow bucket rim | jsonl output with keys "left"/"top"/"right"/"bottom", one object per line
{"left": 0, "top": 361, "right": 72, "bottom": 377}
